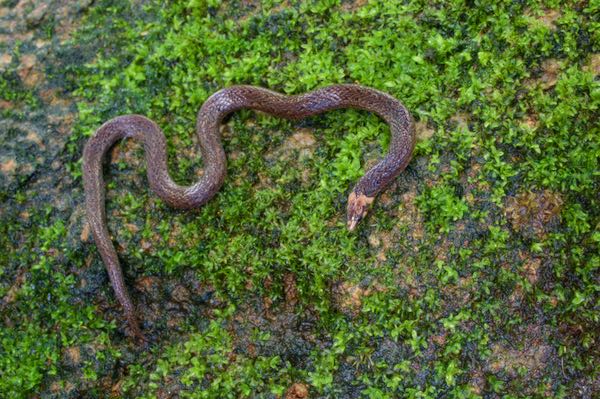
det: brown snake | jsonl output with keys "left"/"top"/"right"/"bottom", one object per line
{"left": 83, "top": 84, "right": 415, "bottom": 342}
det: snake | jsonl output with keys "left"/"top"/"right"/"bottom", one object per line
{"left": 83, "top": 84, "right": 415, "bottom": 342}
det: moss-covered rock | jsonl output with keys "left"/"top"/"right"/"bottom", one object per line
{"left": 0, "top": 0, "right": 598, "bottom": 397}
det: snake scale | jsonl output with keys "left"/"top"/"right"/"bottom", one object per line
{"left": 83, "top": 84, "right": 415, "bottom": 342}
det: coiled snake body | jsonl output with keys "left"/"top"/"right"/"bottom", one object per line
{"left": 83, "top": 84, "right": 415, "bottom": 341}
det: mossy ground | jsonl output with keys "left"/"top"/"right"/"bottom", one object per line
{"left": 0, "top": 0, "right": 598, "bottom": 397}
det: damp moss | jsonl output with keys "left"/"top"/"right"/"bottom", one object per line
{"left": 0, "top": 0, "right": 598, "bottom": 397}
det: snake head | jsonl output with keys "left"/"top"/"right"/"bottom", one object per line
{"left": 347, "top": 191, "right": 375, "bottom": 231}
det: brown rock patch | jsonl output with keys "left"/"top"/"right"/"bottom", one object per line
{"left": 488, "top": 324, "right": 554, "bottom": 378}
{"left": 522, "top": 257, "right": 542, "bottom": 284}
{"left": 171, "top": 284, "right": 191, "bottom": 305}
{"left": 1, "top": 158, "right": 17, "bottom": 173}
{"left": 450, "top": 113, "right": 469, "bottom": 130}
{"left": 368, "top": 230, "right": 393, "bottom": 262}
{"left": 489, "top": 341, "right": 553, "bottom": 376}
{"left": 583, "top": 53, "right": 600, "bottom": 76}
{"left": 50, "top": 381, "right": 75, "bottom": 394}
{"left": 135, "top": 276, "right": 161, "bottom": 294}
{"left": 415, "top": 121, "right": 434, "bottom": 141}
{"left": 17, "top": 53, "right": 43, "bottom": 87}
{"left": 63, "top": 346, "right": 81, "bottom": 366}
{"left": 268, "top": 128, "right": 317, "bottom": 161}
{"left": 285, "top": 382, "right": 309, "bottom": 399}
{"left": 397, "top": 188, "right": 424, "bottom": 241}
{"left": 521, "top": 114, "right": 538, "bottom": 130}
{"left": 124, "top": 223, "right": 139, "bottom": 234}
{"left": 535, "top": 9, "right": 561, "bottom": 29}
{"left": 80, "top": 222, "right": 90, "bottom": 242}
{"left": 332, "top": 281, "right": 370, "bottom": 316}
{"left": 505, "top": 190, "right": 562, "bottom": 237}
{"left": 0, "top": 52, "right": 11, "bottom": 71}
{"left": 283, "top": 272, "right": 299, "bottom": 309}
{"left": 26, "top": 130, "right": 45, "bottom": 149}
{"left": 341, "top": 0, "right": 368, "bottom": 11}
{"left": 539, "top": 59, "right": 561, "bottom": 89}
{"left": 25, "top": 2, "right": 48, "bottom": 27}
{"left": 39, "top": 88, "right": 71, "bottom": 107}
{"left": 468, "top": 370, "right": 485, "bottom": 395}
{"left": 289, "top": 130, "right": 316, "bottom": 148}
{"left": 1, "top": 270, "right": 26, "bottom": 306}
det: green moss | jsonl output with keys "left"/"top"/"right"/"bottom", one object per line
{"left": 123, "top": 315, "right": 288, "bottom": 398}
{"left": 1, "top": 0, "right": 598, "bottom": 397}
{"left": 0, "top": 219, "right": 117, "bottom": 397}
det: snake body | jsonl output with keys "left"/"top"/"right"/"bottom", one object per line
{"left": 83, "top": 84, "right": 415, "bottom": 341}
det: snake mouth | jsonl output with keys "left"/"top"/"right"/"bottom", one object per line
{"left": 347, "top": 217, "right": 360, "bottom": 231}
{"left": 346, "top": 192, "right": 374, "bottom": 231}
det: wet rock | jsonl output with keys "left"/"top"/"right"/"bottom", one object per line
{"left": 489, "top": 342, "right": 553, "bottom": 376}
{"left": 488, "top": 324, "right": 555, "bottom": 378}
{"left": 338, "top": 361, "right": 356, "bottom": 384}
{"left": 135, "top": 276, "right": 161, "bottom": 298}
{"left": 170, "top": 284, "right": 191, "bottom": 305}
{"left": 166, "top": 314, "right": 185, "bottom": 329}
{"left": 372, "top": 337, "right": 408, "bottom": 365}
